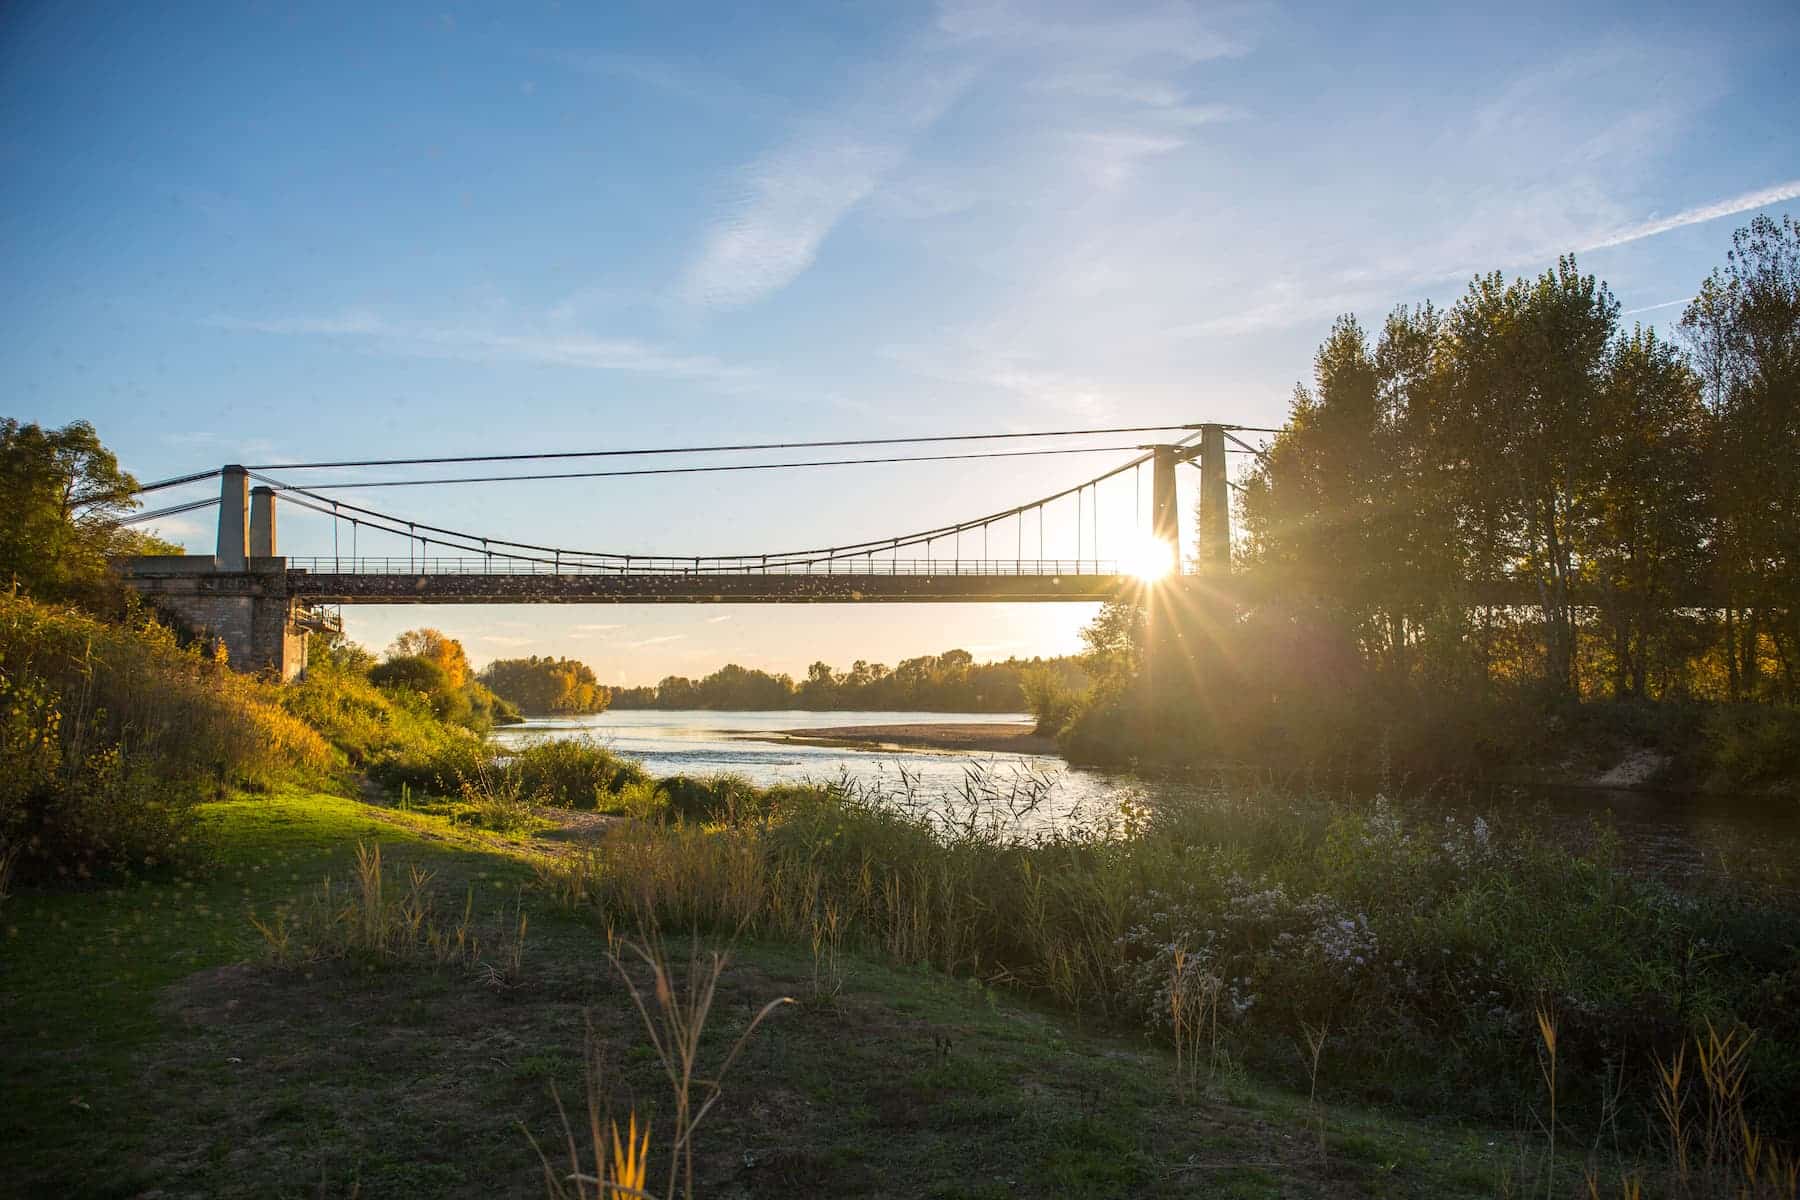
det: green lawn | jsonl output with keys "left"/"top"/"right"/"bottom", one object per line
{"left": 2, "top": 788, "right": 1510, "bottom": 1198}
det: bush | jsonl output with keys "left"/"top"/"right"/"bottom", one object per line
{"left": 1019, "top": 667, "right": 1082, "bottom": 736}
{"left": 540, "top": 776, "right": 1800, "bottom": 1140}
{"left": 1704, "top": 704, "right": 1800, "bottom": 794}
{"left": 505, "top": 736, "right": 647, "bottom": 808}
{"left": 0, "top": 594, "right": 330, "bottom": 878}
{"left": 283, "top": 657, "right": 489, "bottom": 795}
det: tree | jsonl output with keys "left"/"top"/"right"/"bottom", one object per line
{"left": 478, "top": 655, "right": 610, "bottom": 714}
{"left": 1682, "top": 214, "right": 1800, "bottom": 700}
{"left": 1080, "top": 599, "right": 1144, "bottom": 678}
{"left": 387, "top": 628, "right": 472, "bottom": 688}
{"left": 0, "top": 418, "right": 153, "bottom": 604}
{"left": 1436, "top": 258, "right": 1621, "bottom": 694}
{"left": 1587, "top": 328, "right": 1708, "bottom": 698}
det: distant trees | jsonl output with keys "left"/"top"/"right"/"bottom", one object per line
{"left": 607, "top": 650, "right": 1088, "bottom": 712}
{"left": 478, "top": 656, "right": 610, "bottom": 715}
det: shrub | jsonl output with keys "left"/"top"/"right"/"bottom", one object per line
{"left": 539, "top": 775, "right": 1800, "bottom": 1141}
{"left": 0, "top": 594, "right": 329, "bottom": 879}
{"left": 1020, "top": 667, "right": 1082, "bottom": 736}
{"left": 504, "top": 736, "right": 647, "bottom": 808}
{"left": 1704, "top": 704, "right": 1800, "bottom": 794}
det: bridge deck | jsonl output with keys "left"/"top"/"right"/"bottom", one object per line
{"left": 287, "top": 570, "right": 1140, "bottom": 604}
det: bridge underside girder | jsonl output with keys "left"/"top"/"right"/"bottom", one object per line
{"left": 288, "top": 571, "right": 1139, "bottom": 604}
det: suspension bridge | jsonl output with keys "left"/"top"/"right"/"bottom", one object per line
{"left": 114, "top": 422, "right": 1260, "bottom": 678}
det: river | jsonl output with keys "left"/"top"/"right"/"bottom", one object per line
{"left": 489, "top": 709, "right": 1142, "bottom": 827}
{"left": 490, "top": 709, "right": 1798, "bottom": 883}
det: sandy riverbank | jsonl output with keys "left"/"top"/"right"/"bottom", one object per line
{"left": 765, "top": 721, "right": 1058, "bottom": 756}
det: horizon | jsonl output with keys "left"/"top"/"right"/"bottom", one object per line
{"left": 5, "top": 0, "right": 1796, "bottom": 681}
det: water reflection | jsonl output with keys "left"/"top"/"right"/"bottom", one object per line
{"left": 491, "top": 709, "right": 1798, "bottom": 884}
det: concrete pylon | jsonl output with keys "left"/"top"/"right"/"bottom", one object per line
{"left": 217, "top": 466, "right": 249, "bottom": 570}
{"left": 1150, "top": 445, "right": 1179, "bottom": 553}
{"left": 250, "top": 486, "right": 277, "bottom": 557}
{"left": 1197, "top": 424, "right": 1230, "bottom": 575}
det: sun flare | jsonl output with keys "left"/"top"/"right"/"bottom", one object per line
{"left": 1121, "top": 534, "right": 1176, "bottom": 583}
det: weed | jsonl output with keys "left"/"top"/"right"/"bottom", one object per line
{"left": 607, "top": 931, "right": 793, "bottom": 1199}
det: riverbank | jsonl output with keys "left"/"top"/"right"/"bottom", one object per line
{"left": 3, "top": 786, "right": 1508, "bottom": 1198}
{"left": 766, "top": 719, "right": 1057, "bottom": 755}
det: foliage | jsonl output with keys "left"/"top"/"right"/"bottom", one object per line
{"left": 1081, "top": 215, "right": 1800, "bottom": 782}
{"left": 0, "top": 593, "right": 330, "bottom": 879}
{"left": 479, "top": 654, "right": 610, "bottom": 715}
{"left": 0, "top": 417, "right": 182, "bottom": 609}
{"left": 366, "top": 629, "right": 519, "bottom": 733}
{"left": 610, "top": 648, "right": 1088, "bottom": 712}
{"left": 281, "top": 648, "right": 489, "bottom": 793}
{"left": 504, "top": 735, "right": 647, "bottom": 808}
{"left": 540, "top": 773, "right": 1800, "bottom": 1142}
{"left": 1702, "top": 704, "right": 1800, "bottom": 795}
{"left": 1020, "top": 666, "right": 1082, "bottom": 735}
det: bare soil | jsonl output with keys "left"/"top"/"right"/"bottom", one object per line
{"left": 768, "top": 721, "right": 1058, "bottom": 756}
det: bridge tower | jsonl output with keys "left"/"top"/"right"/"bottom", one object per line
{"left": 115, "top": 468, "right": 312, "bottom": 680}
{"left": 1145, "top": 427, "right": 1234, "bottom": 709}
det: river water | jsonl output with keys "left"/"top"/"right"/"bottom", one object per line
{"left": 489, "top": 709, "right": 1143, "bottom": 828}
{"left": 490, "top": 709, "right": 1798, "bottom": 883}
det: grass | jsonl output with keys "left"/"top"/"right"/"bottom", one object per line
{"left": 1, "top": 786, "right": 1523, "bottom": 1199}
{"left": 535, "top": 777, "right": 1800, "bottom": 1148}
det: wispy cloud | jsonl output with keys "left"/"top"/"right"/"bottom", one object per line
{"left": 1169, "top": 179, "right": 1800, "bottom": 339}
{"left": 679, "top": 58, "right": 973, "bottom": 310}
{"left": 206, "top": 312, "right": 750, "bottom": 383}
{"left": 627, "top": 634, "right": 686, "bottom": 647}
{"left": 572, "top": 622, "right": 624, "bottom": 632}
{"left": 481, "top": 635, "right": 534, "bottom": 647}
{"left": 1071, "top": 130, "right": 1186, "bottom": 188}
{"left": 1575, "top": 180, "right": 1800, "bottom": 254}
{"left": 1622, "top": 296, "right": 1695, "bottom": 317}
{"left": 704, "top": 614, "right": 733, "bottom": 623}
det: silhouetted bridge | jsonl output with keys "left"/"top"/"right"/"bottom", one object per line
{"left": 117, "top": 426, "right": 1238, "bottom": 677}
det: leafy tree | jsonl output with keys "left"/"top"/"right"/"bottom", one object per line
{"left": 0, "top": 418, "right": 166, "bottom": 605}
{"left": 387, "top": 628, "right": 472, "bottom": 689}
{"left": 1587, "top": 327, "right": 1709, "bottom": 698}
{"left": 1682, "top": 214, "right": 1800, "bottom": 700}
{"left": 1080, "top": 599, "right": 1144, "bottom": 678}
{"left": 478, "top": 655, "right": 609, "bottom": 714}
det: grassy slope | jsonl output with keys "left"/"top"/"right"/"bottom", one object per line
{"left": 1, "top": 789, "right": 1507, "bottom": 1199}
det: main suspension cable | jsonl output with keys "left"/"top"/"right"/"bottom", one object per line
{"left": 246, "top": 422, "right": 1209, "bottom": 471}
{"left": 265, "top": 442, "right": 1152, "bottom": 490}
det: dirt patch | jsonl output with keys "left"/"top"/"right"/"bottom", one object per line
{"left": 761, "top": 721, "right": 1058, "bottom": 756}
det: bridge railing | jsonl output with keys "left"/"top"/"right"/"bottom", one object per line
{"left": 284, "top": 556, "right": 1132, "bottom": 577}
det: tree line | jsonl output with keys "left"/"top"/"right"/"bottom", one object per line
{"left": 1048, "top": 215, "right": 1800, "bottom": 781}
{"left": 477, "top": 655, "right": 610, "bottom": 715}
{"left": 609, "top": 650, "right": 1088, "bottom": 712}
{"left": 1233, "top": 214, "right": 1798, "bottom": 704}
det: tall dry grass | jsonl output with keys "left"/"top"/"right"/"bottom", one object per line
{"left": 1, "top": 593, "right": 330, "bottom": 876}
{"left": 534, "top": 772, "right": 1800, "bottom": 1146}
{"left": 249, "top": 841, "right": 524, "bottom": 979}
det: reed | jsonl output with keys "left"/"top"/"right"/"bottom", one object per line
{"left": 606, "top": 931, "right": 792, "bottom": 1200}
{"left": 248, "top": 841, "right": 517, "bottom": 975}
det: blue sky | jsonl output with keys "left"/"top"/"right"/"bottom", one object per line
{"left": 3, "top": 1, "right": 1796, "bottom": 684}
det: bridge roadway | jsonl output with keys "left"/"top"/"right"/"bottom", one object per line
{"left": 287, "top": 568, "right": 1138, "bottom": 604}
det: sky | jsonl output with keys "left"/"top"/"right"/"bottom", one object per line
{"left": 3, "top": 1, "right": 1796, "bottom": 684}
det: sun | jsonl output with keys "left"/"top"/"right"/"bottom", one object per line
{"left": 1120, "top": 534, "right": 1176, "bottom": 583}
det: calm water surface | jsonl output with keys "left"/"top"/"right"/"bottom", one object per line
{"left": 491, "top": 709, "right": 1798, "bottom": 880}
{"left": 490, "top": 709, "right": 1142, "bottom": 824}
